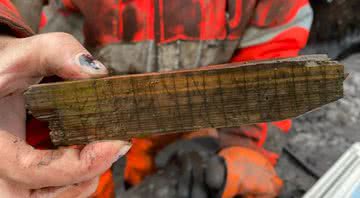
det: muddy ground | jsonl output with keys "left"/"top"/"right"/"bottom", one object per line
{"left": 290, "top": 54, "right": 360, "bottom": 174}
{"left": 276, "top": 54, "right": 360, "bottom": 197}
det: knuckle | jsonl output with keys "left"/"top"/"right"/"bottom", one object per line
{"left": 16, "top": 150, "right": 64, "bottom": 187}
{"left": 16, "top": 147, "right": 36, "bottom": 170}
{"left": 75, "top": 155, "right": 102, "bottom": 180}
{"left": 39, "top": 32, "right": 78, "bottom": 48}
{"left": 79, "top": 160, "right": 94, "bottom": 175}
{"left": 18, "top": 149, "right": 44, "bottom": 169}
{"left": 48, "top": 32, "right": 76, "bottom": 42}
{"left": 15, "top": 152, "right": 45, "bottom": 186}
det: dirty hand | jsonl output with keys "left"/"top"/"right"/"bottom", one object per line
{"left": 0, "top": 33, "right": 131, "bottom": 197}
{"left": 155, "top": 137, "right": 225, "bottom": 198}
{"left": 155, "top": 137, "right": 283, "bottom": 198}
{"left": 219, "top": 147, "right": 283, "bottom": 198}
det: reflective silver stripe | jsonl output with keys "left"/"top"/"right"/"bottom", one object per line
{"left": 146, "top": 40, "right": 155, "bottom": 72}
{"left": 94, "top": 40, "right": 239, "bottom": 74}
{"left": 240, "top": 4, "right": 313, "bottom": 48}
{"left": 95, "top": 41, "right": 156, "bottom": 74}
{"left": 158, "top": 40, "right": 238, "bottom": 71}
{"left": 194, "top": 41, "right": 204, "bottom": 68}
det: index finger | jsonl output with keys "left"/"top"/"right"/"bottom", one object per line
{"left": 0, "top": 131, "right": 130, "bottom": 189}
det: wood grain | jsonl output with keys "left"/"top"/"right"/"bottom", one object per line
{"left": 25, "top": 55, "right": 345, "bottom": 146}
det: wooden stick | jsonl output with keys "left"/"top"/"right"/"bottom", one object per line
{"left": 25, "top": 55, "right": 344, "bottom": 146}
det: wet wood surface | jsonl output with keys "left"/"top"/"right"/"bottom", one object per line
{"left": 25, "top": 55, "right": 345, "bottom": 146}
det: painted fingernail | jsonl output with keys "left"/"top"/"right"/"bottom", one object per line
{"left": 78, "top": 54, "right": 101, "bottom": 70}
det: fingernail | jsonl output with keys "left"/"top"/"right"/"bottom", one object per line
{"left": 78, "top": 54, "right": 101, "bottom": 69}
{"left": 113, "top": 141, "right": 132, "bottom": 162}
{"left": 75, "top": 53, "right": 107, "bottom": 75}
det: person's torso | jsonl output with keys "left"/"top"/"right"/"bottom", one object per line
{"left": 72, "top": 0, "right": 258, "bottom": 73}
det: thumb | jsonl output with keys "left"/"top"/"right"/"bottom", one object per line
{"left": 19, "top": 32, "right": 108, "bottom": 79}
{"left": 0, "top": 130, "right": 131, "bottom": 189}
{"left": 0, "top": 33, "right": 108, "bottom": 96}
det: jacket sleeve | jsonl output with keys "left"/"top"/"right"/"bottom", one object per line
{"left": 231, "top": 0, "right": 313, "bottom": 62}
{"left": 0, "top": 0, "right": 34, "bottom": 37}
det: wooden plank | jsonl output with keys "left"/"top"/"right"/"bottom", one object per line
{"left": 25, "top": 55, "right": 345, "bottom": 146}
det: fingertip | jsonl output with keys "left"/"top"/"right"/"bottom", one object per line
{"left": 80, "top": 140, "right": 131, "bottom": 168}
{"left": 99, "top": 140, "right": 132, "bottom": 161}
{"left": 19, "top": 33, "right": 109, "bottom": 80}
{"left": 87, "top": 140, "right": 132, "bottom": 154}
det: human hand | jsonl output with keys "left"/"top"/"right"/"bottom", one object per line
{"left": 219, "top": 147, "right": 283, "bottom": 198}
{"left": 0, "top": 33, "right": 131, "bottom": 197}
{"left": 155, "top": 137, "right": 225, "bottom": 198}
{"left": 155, "top": 137, "right": 282, "bottom": 198}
